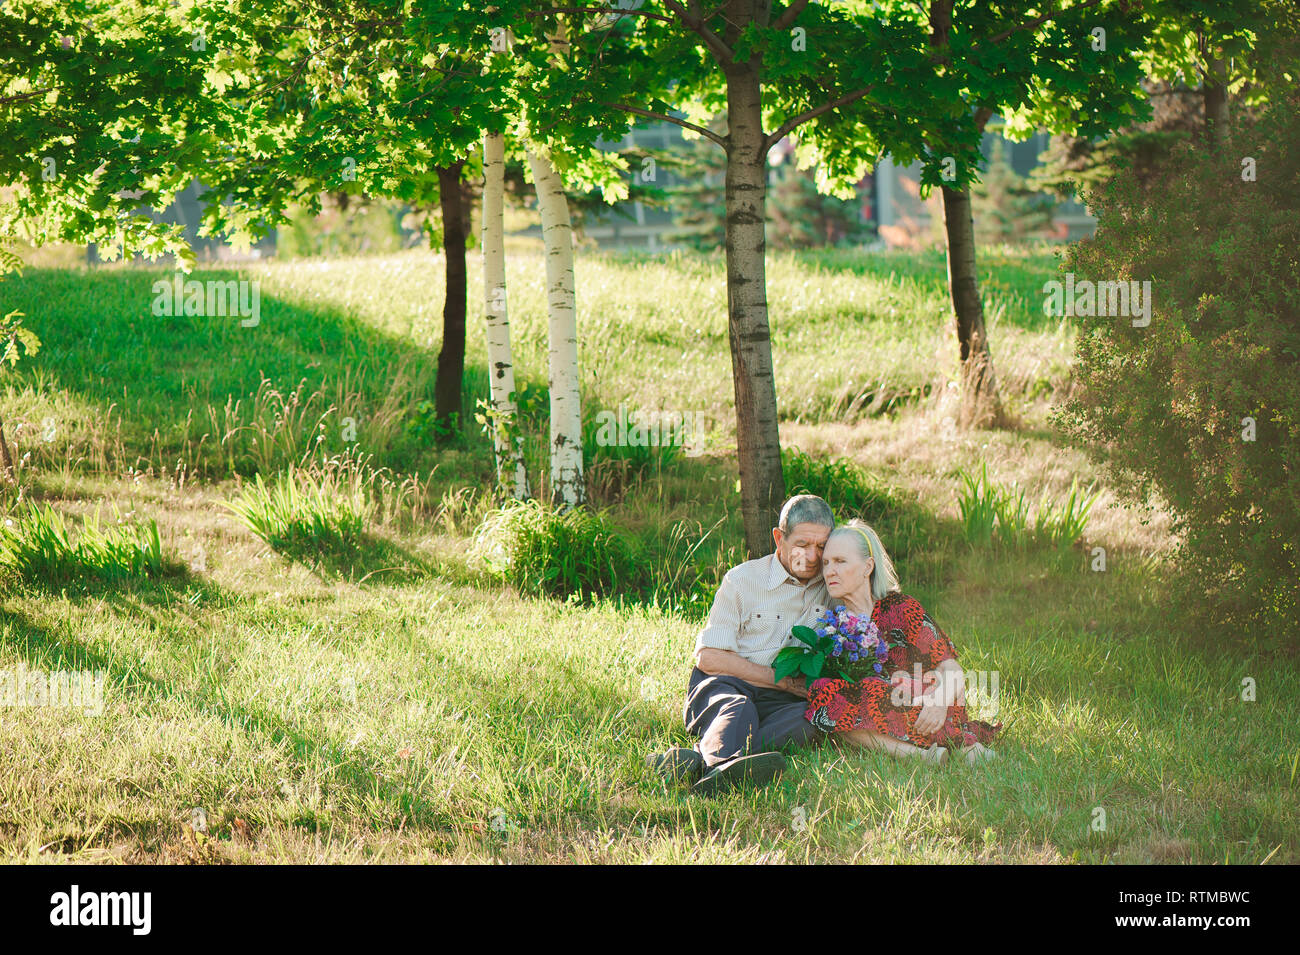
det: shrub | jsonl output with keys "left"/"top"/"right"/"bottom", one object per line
{"left": 473, "top": 499, "right": 641, "bottom": 603}
{"left": 1056, "top": 93, "right": 1300, "bottom": 637}
{"left": 225, "top": 465, "right": 371, "bottom": 561}
{"left": 0, "top": 503, "right": 168, "bottom": 585}
{"left": 955, "top": 464, "right": 1098, "bottom": 551}
{"left": 783, "top": 447, "right": 896, "bottom": 521}
{"left": 581, "top": 404, "right": 686, "bottom": 504}
{"left": 956, "top": 463, "right": 1000, "bottom": 547}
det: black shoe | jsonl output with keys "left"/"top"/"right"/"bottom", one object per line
{"left": 691, "top": 751, "right": 786, "bottom": 796}
{"left": 645, "top": 747, "right": 705, "bottom": 782}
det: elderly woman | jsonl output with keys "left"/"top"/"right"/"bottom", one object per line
{"left": 803, "top": 519, "right": 1001, "bottom": 765}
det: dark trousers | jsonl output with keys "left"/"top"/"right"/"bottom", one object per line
{"left": 683, "top": 668, "right": 822, "bottom": 767}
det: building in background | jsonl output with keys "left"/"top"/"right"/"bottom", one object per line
{"left": 87, "top": 179, "right": 276, "bottom": 265}
{"left": 100, "top": 120, "right": 1095, "bottom": 261}
{"left": 577, "top": 120, "right": 1095, "bottom": 251}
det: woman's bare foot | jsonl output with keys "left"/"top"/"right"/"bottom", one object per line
{"left": 921, "top": 745, "right": 948, "bottom": 766}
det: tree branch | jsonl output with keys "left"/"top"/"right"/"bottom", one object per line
{"left": 772, "top": 0, "right": 811, "bottom": 32}
{"left": 662, "top": 0, "right": 734, "bottom": 64}
{"left": 0, "top": 88, "right": 54, "bottom": 107}
{"left": 765, "top": 0, "right": 1111, "bottom": 150}
{"left": 602, "top": 102, "right": 728, "bottom": 149}
{"left": 764, "top": 82, "right": 878, "bottom": 150}
{"left": 974, "top": 0, "right": 1106, "bottom": 54}
{"left": 526, "top": 6, "right": 675, "bottom": 25}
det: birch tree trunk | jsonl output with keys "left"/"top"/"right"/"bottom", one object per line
{"left": 724, "top": 58, "right": 786, "bottom": 557}
{"left": 526, "top": 144, "right": 584, "bottom": 510}
{"left": 482, "top": 130, "right": 528, "bottom": 500}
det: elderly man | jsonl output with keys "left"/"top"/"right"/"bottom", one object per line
{"left": 647, "top": 494, "right": 834, "bottom": 794}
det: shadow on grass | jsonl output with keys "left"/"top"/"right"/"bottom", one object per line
{"left": 1, "top": 264, "right": 499, "bottom": 479}
{"left": 0, "top": 555, "right": 199, "bottom": 602}
{"left": 0, "top": 593, "right": 702, "bottom": 849}
{"left": 0, "top": 604, "right": 460, "bottom": 847}
{"left": 242, "top": 529, "right": 447, "bottom": 586}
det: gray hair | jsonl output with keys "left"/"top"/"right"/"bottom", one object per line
{"left": 827, "top": 519, "right": 901, "bottom": 601}
{"left": 778, "top": 494, "right": 835, "bottom": 534}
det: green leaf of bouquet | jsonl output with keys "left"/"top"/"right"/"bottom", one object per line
{"left": 772, "top": 650, "right": 803, "bottom": 683}
{"left": 800, "top": 655, "right": 824, "bottom": 679}
{"left": 791, "top": 625, "right": 818, "bottom": 647}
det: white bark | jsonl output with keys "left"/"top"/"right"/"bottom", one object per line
{"left": 526, "top": 144, "right": 584, "bottom": 510}
{"left": 482, "top": 130, "right": 528, "bottom": 500}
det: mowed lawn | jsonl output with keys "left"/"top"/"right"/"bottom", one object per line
{"left": 0, "top": 247, "right": 1295, "bottom": 863}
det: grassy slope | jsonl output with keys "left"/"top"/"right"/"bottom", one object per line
{"left": 0, "top": 248, "right": 1294, "bottom": 864}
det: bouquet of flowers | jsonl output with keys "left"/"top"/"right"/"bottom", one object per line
{"left": 772, "top": 605, "right": 889, "bottom": 687}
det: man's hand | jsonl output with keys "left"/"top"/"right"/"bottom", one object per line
{"left": 699, "top": 648, "right": 797, "bottom": 693}
{"left": 776, "top": 676, "right": 809, "bottom": 698}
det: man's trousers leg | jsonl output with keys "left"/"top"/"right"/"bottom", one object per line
{"left": 683, "top": 669, "right": 820, "bottom": 768}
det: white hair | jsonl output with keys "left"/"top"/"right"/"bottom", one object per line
{"left": 828, "top": 520, "right": 900, "bottom": 601}
{"left": 778, "top": 494, "right": 835, "bottom": 533}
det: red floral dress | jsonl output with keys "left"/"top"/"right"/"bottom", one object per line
{"left": 804, "top": 592, "right": 1002, "bottom": 748}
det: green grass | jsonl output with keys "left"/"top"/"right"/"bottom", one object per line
{"left": 782, "top": 446, "right": 898, "bottom": 522}
{"left": 0, "top": 501, "right": 173, "bottom": 586}
{"left": 225, "top": 464, "right": 371, "bottom": 561}
{"left": 957, "top": 462, "right": 1102, "bottom": 552}
{"left": 0, "top": 246, "right": 1069, "bottom": 483}
{"left": 473, "top": 498, "right": 642, "bottom": 603}
{"left": 0, "top": 245, "right": 1294, "bottom": 864}
{"left": 0, "top": 518, "right": 1291, "bottom": 863}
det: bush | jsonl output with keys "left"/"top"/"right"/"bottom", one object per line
{"left": 783, "top": 447, "right": 897, "bottom": 521}
{"left": 581, "top": 404, "right": 687, "bottom": 504}
{"left": 225, "top": 464, "right": 371, "bottom": 561}
{"left": 473, "top": 499, "right": 642, "bottom": 603}
{"left": 0, "top": 503, "right": 169, "bottom": 585}
{"left": 955, "top": 463, "right": 1098, "bottom": 551}
{"left": 1057, "top": 94, "right": 1300, "bottom": 637}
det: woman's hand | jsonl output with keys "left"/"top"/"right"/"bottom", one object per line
{"left": 890, "top": 671, "right": 924, "bottom": 706}
{"left": 913, "top": 669, "right": 951, "bottom": 734}
{"left": 914, "top": 697, "right": 948, "bottom": 735}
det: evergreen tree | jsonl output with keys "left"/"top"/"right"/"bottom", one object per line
{"left": 971, "top": 137, "right": 1056, "bottom": 244}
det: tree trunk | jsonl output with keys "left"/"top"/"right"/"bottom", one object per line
{"left": 1203, "top": 55, "right": 1229, "bottom": 147}
{"left": 724, "top": 60, "right": 785, "bottom": 558}
{"left": 526, "top": 145, "right": 584, "bottom": 510}
{"left": 941, "top": 184, "right": 1003, "bottom": 430}
{"left": 481, "top": 130, "right": 529, "bottom": 500}
{"left": 929, "top": 0, "right": 1001, "bottom": 430}
{"left": 434, "top": 160, "right": 467, "bottom": 438}
{"left": 0, "top": 417, "right": 15, "bottom": 483}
